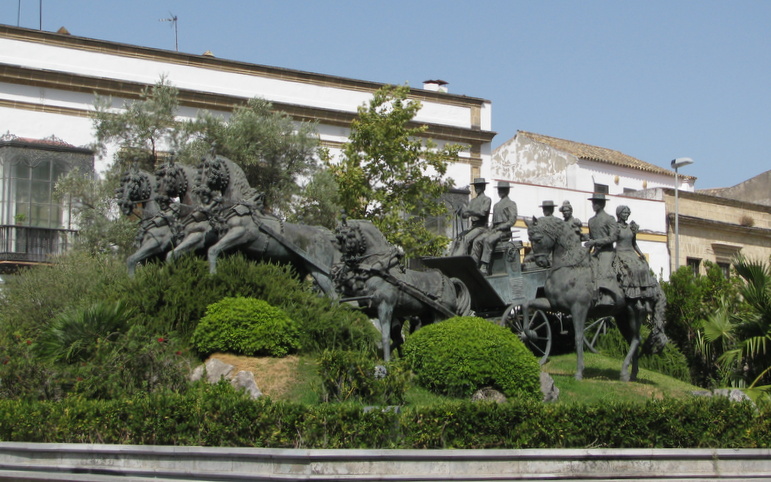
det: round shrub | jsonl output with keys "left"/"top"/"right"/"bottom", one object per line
{"left": 191, "top": 297, "right": 300, "bottom": 357}
{"left": 402, "top": 316, "right": 541, "bottom": 400}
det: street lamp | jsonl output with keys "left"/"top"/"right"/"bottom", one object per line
{"left": 671, "top": 157, "right": 694, "bottom": 271}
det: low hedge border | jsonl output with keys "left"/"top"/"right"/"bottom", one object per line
{"left": 0, "top": 383, "right": 768, "bottom": 449}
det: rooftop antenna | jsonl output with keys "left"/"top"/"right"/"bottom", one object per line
{"left": 159, "top": 12, "right": 178, "bottom": 51}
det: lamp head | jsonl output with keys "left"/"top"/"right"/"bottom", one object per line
{"left": 671, "top": 157, "right": 694, "bottom": 170}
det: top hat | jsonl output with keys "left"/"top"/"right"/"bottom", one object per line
{"left": 471, "top": 178, "right": 488, "bottom": 185}
{"left": 539, "top": 200, "right": 556, "bottom": 208}
{"left": 558, "top": 200, "right": 573, "bottom": 212}
{"left": 496, "top": 180, "right": 511, "bottom": 189}
{"left": 588, "top": 193, "right": 608, "bottom": 201}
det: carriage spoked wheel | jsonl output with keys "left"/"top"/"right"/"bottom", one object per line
{"left": 583, "top": 316, "right": 614, "bottom": 353}
{"left": 502, "top": 304, "right": 552, "bottom": 365}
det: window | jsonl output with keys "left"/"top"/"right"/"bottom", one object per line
{"left": 623, "top": 188, "right": 637, "bottom": 194}
{"left": 716, "top": 262, "right": 731, "bottom": 278}
{"left": 686, "top": 257, "right": 701, "bottom": 276}
{"left": 1, "top": 157, "right": 69, "bottom": 228}
{"left": 593, "top": 183, "right": 609, "bottom": 194}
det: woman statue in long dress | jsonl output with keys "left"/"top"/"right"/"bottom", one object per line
{"left": 614, "top": 205, "right": 657, "bottom": 299}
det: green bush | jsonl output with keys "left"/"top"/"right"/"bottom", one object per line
{"left": 318, "top": 350, "right": 410, "bottom": 405}
{"left": 402, "top": 316, "right": 541, "bottom": 400}
{"left": 192, "top": 297, "right": 300, "bottom": 357}
{"left": 595, "top": 324, "right": 691, "bottom": 383}
{"left": 107, "top": 254, "right": 378, "bottom": 354}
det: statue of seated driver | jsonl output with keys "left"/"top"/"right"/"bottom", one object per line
{"left": 450, "top": 178, "right": 491, "bottom": 257}
{"left": 472, "top": 181, "right": 518, "bottom": 275}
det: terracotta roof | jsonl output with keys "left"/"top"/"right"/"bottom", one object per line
{"left": 517, "top": 131, "right": 695, "bottom": 180}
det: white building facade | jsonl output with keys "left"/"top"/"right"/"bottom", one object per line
{"left": 0, "top": 25, "right": 494, "bottom": 185}
{"left": 492, "top": 131, "right": 697, "bottom": 280}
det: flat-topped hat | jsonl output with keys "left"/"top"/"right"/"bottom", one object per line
{"left": 471, "top": 177, "right": 488, "bottom": 185}
{"left": 496, "top": 180, "right": 511, "bottom": 189}
{"left": 559, "top": 200, "right": 573, "bottom": 212}
{"left": 539, "top": 200, "right": 556, "bottom": 208}
{"left": 588, "top": 193, "right": 608, "bottom": 201}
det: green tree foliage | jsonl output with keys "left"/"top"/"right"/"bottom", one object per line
{"left": 402, "top": 316, "right": 541, "bottom": 400}
{"left": 54, "top": 169, "right": 136, "bottom": 256}
{"left": 192, "top": 297, "right": 301, "bottom": 357}
{"left": 194, "top": 98, "right": 321, "bottom": 214}
{"left": 331, "top": 85, "right": 463, "bottom": 258}
{"left": 92, "top": 76, "right": 195, "bottom": 171}
{"left": 661, "top": 262, "right": 744, "bottom": 387}
{"left": 288, "top": 166, "right": 343, "bottom": 229}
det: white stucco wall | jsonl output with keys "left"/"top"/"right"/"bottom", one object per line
{"left": 1, "top": 33, "right": 491, "bottom": 184}
{"left": 496, "top": 181, "right": 670, "bottom": 280}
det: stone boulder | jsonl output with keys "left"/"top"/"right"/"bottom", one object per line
{"left": 190, "top": 357, "right": 262, "bottom": 399}
{"left": 471, "top": 387, "right": 507, "bottom": 403}
{"left": 540, "top": 372, "right": 560, "bottom": 402}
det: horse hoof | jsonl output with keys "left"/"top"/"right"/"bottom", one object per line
{"left": 574, "top": 373, "right": 583, "bottom": 381}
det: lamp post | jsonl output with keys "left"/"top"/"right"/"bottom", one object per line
{"left": 671, "top": 157, "right": 694, "bottom": 271}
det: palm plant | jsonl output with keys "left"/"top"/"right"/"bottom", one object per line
{"left": 701, "top": 256, "right": 771, "bottom": 396}
{"left": 35, "top": 301, "right": 133, "bottom": 364}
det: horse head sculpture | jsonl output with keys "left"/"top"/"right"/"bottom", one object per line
{"left": 116, "top": 168, "right": 157, "bottom": 218}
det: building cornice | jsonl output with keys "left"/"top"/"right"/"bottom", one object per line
{"left": 662, "top": 188, "right": 771, "bottom": 213}
{"left": 0, "top": 25, "right": 490, "bottom": 108}
{"left": 0, "top": 63, "right": 496, "bottom": 146}
{"left": 669, "top": 213, "right": 771, "bottom": 238}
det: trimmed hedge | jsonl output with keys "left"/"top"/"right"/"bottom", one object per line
{"left": 402, "top": 316, "right": 541, "bottom": 400}
{"left": 0, "top": 383, "right": 767, "bottom": 448}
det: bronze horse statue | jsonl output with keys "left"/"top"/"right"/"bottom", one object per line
{"left": 334, "top": 219, "right": 472, "bottom": 361}
{"left": 126, "top": 161, "right": 198, "bottom": 276}
{"left": 167, "top": 154, "right": 259, "bottom": 262}
{"left": 524, "top": 216, "right": 666, "bottom": 382}
{"left": 206, "top": 201, "right": 343, "bottom": 297}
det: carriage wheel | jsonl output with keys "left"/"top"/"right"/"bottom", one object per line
{"left": 583, "top": 316, "right": 614, "bottom": 353}
{"left": 502, "top": 305, "right": 552, "bottom": 365}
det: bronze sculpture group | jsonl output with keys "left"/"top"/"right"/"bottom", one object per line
{"left": 120, "top": 155, "right": 668, "bottom": 381}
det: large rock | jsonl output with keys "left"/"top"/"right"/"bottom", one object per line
{"left": 540, "top": 372, "right": 560, "bottom": 402}
{"left": 471, "top": 387, "right": 507, "bottom": 403}
{"left": 190, "top": 357, "right": 262, "bottom": 399}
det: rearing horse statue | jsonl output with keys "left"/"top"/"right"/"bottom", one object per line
{"left": 525, "top": 216, "right": 666, "bottom": 382}
{"left": 167, "top": 153, "right": 259, "bottom": 262}
{"left": 126, "top": 160, "right": 198, "bottom": 276}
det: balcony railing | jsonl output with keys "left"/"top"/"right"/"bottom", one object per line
{"left": 0, "top": 225, "right": 77, "bottom": 263}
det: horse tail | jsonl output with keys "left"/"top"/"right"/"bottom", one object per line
{"left": 451, "top": 277, "right": 472, "bottom": 317}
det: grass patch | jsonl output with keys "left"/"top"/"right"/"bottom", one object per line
{"left": 206, "top": 351, "right": 703, "bottom": 406}
{"left": 543, "top": 352, "right": 701, "bottom": 404}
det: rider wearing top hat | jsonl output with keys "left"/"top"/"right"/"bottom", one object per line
{"left": 450, "top": 178, "right": 492, "bottom": 256}
{"left": 585, "top": 193, "right": 619, "bottom": 294}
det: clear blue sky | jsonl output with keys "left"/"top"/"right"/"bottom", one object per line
{"left": 5, "top": 0, "right": 770, "bottom": 189}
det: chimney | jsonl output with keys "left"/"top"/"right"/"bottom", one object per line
{"left": 423, "top": 79, "right": 448, "bottom": 93}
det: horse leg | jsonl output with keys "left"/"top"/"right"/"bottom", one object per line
{"left": 207, "top": 226, "right": 246, "bottom": 274}
{"left": 167, "top": 231, "right": 203, "bottom": 262}
{"left": 127, "top": 239, "right": 162, "bottom": 276}
{"left": 572, "top": 304, "right": 590, "bottom": 380}
{"left": 620, "top": 303, "right": 643, "bottom": 382}
{"left": 378, "top": 301, "right": 395, "bottom": 362}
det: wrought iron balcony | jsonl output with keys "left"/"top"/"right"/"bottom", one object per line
{"left": 0, "top": 225, "right": 77, "bottom": 264}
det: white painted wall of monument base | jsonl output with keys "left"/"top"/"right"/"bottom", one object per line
{"left": 1, "top": 443, "right": 770, "bottom": 481}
